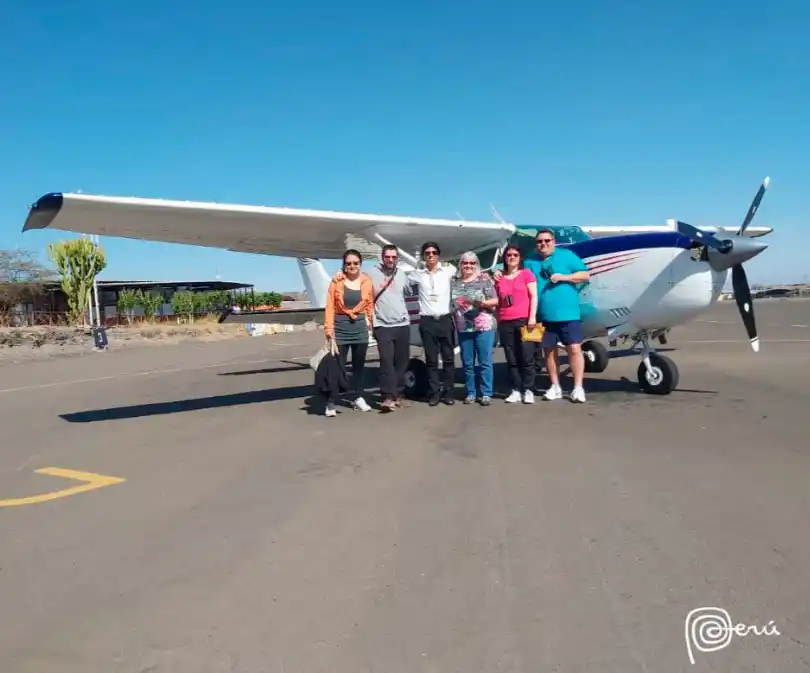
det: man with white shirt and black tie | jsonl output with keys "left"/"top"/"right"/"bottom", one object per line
{"left": 406, "top": 241, "right": 457, "bottom": 406}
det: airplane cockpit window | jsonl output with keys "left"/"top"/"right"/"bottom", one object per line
{"left": 546, "top": 225, "right": 590, "bottom": 245}
{"left": 444, "top": 225, "right": 591, "bottom": 270}
{"left": 510, "top": 225, "right": 590, "bottom": 258}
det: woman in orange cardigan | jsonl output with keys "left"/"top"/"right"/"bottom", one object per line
{"left": 323, "top": 249, "right": 375, "bottom": 416}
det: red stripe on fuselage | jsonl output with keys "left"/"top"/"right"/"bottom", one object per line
{"left": 589, "top": 260, "right": 635, "bottom": 277}
{"left": 586, "top": 252, "right": 640, "bottom": 270}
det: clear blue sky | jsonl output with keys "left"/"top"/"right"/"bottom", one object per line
{"left": 2, "top": 0, "right": 808, "bottom": 290}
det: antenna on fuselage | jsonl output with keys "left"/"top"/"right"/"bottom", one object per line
{"left": 490, "top": 203, "right": 508, "bottom": 225}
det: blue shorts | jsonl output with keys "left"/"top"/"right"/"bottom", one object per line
{"left": 541, "top": 320, "right": 583, "bottom": 348}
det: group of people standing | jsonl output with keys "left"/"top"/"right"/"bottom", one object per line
{"left": 322, "top": 229, "right": 590, "bottom": 417}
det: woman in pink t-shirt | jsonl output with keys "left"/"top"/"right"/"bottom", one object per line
{"left": 495, "top": 244, "right": 539, "bottom": 403}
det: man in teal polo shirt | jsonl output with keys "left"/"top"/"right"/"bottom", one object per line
{"left": 524, "top": 229, "right": 590, "bottom": 403}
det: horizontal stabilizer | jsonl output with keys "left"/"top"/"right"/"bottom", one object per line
{"left": 219, "top": 307, "right": 325, "bottom": 325}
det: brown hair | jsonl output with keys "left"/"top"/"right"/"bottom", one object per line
{"left": 501, "top": 244, "right": 523, "bottom": 270}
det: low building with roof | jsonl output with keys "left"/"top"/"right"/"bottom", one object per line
{"left": 12, "top": 279, "right": 255, "bottom": 325}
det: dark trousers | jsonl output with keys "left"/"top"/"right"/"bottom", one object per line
{"left": 374, "top": 325, "right": 411, "bottom": 400}
{"left": 333, "top": 342, "right": 368, "bottom": 401}
{"left": 419, "top": 314, "right": 455, "bottom": 398}
{"left": 498, "top": 318, "right": 538, "bottom": 392}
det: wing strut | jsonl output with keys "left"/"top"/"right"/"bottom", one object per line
{"left": 373, "top": 233, "right": 420, "bottom": 267}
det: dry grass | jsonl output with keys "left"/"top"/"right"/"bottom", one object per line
{"left": 0, "top": 317, "right": 251, "bottom": 352}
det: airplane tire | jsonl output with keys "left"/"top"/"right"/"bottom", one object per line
{"left": 637, "top": 353, "right": 679, "bottom": 395}
{"left": 582, "top": 340, "right": 609, "bottom": 373}
{"left": 404, "top": 358, "right": 429, "bottom": 400}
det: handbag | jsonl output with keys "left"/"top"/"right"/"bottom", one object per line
{"left": 310, "top": 337, "right": 338, "bottom": 371}
{"left": 521, "top": 323, "right": 545, "bottom": 342}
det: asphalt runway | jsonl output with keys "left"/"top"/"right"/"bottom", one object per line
{"left": 1, "top": 300, "right": 809, "bottom": 672}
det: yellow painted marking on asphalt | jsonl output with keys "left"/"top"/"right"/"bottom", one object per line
{"left": 0, "top": 467, "right": 125, "bottom": 508}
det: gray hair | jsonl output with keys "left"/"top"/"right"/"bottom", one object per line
{"left": 458, "top": 251, "right": 481, "bottom": 276}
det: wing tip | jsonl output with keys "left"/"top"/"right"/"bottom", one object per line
{"left": 22, "top": 192, "right": 64, "bottom": 233}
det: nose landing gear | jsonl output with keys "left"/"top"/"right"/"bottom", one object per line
{"left": 636, "top": 335, "right": 679, "bottom": 395}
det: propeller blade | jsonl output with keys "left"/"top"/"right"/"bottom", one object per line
{"left": 737, "top": 176, "right": 770, "bottom": 236}
{"left": 731, "top": 263, "right": 760, "bottom": 352}
{"left": 671, "top": 219, "right": 731, "bottom": 253}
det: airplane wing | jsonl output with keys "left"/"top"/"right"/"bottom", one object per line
{"left": 22, "top": 193, "right": 515, "bottom": 261}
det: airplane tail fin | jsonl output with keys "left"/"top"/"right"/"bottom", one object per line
{"left": 297, "top": 257, "right": 331, "bottom": 308}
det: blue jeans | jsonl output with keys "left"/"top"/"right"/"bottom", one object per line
{"left": 457, "top": 329, "right": 495, "bottom": 398}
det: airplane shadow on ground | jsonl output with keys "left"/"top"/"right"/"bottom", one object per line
{"left": 217, "top": 361, "right": 311, "bottom": 377}
{"left": 59, "top": 356, "right": 715, "bottom": 424}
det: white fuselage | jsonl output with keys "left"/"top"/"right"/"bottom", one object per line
{"left": 579, "top": 246, "right": 725, "bottom": 338}
{"left": 298, "top": 239, "right": 727, "bottom": 349}
{"left": 399, "top": 247, "right": 726, "bottom": 347}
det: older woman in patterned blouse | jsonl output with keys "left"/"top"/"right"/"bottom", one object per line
{"left": 451, "top": 251, "right": 499, "bottom": 405}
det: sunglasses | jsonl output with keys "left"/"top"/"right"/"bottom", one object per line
{"left": 536, "top": 238, "right": 553, "bottom": 244}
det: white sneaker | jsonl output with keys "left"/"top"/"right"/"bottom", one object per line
{"left": 523, "top": 390, "right": 535, "bottom": 404}
{"left": 354, "top": 396, "right": 372, "bottom": 412}
{"left": 570, "top": 386, "right": 586, "bottom": 403}
{"left": 543, "top": 384, "right": 563, "bottom": 401}
{"left": 325, "top": 403, "right": 337, "bottom": 417}
{"left": 504, "top": 390, "right": 522, "bottom": 403}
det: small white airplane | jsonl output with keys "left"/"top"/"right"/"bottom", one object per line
{"left": 21, "top": 177, "right": 772, "bottom": 396}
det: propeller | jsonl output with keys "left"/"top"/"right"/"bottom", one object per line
{"left": 732, "top": 263, "right": 759, "bottom": 352}
{"left": 669, "top": 176, "right": 770, "bottom": 352}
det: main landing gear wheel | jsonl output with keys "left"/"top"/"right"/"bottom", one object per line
{"left": 637, "top": 353, "right": 679, "bottom": 395}
{"left": 404, "top": 358, "right": 429, "bottom": 400}
{"left": 582, "top": 340, "right": 609, "bottom": 373}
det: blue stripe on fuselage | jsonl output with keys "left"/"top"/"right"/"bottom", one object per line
{"left": 562, "top": 231, "right": 694, "bottom": 259}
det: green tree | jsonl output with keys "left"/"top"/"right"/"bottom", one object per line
{"left": 116, "top": 288, "right": 142, "bottom": 325}
{"left": 0, "top": 249, "right": 56, "bottom": 325}
{"left": 206, "top": 290, "right": 230, "bottom": 310}
{"left": 140, "top": 291, "right": 164, "bottom": 322}
{"left": 252, "top": 291, "right": 283, "bottom": 308}
{"left": 234, "top": 293, "right": 252, "bottom": 310}
{"left": 190, "top": 291, "right": 208, "bottom": 316}
{"left": 47, "top": 238, "right": 107, "bottom": 325}
{"left": 265, "top": 291, "right": 283, "bottom": 308}
{"left": 171, "top": 290, "right": 196, "bottom": 323}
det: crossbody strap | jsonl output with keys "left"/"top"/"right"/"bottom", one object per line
{"left": 373, "top": 269, "right": 397, "bottom": 303}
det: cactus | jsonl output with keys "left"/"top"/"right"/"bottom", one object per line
{"left": 47, "top": 237, "right": 107, "bottom": 325}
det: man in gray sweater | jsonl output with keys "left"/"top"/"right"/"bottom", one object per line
{"left": 367, "top": 244, "right": 414, "bottom": 411}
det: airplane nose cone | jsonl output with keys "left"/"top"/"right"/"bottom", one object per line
{"left": 707, "top": 235, "right": 768, "bottom": 272}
